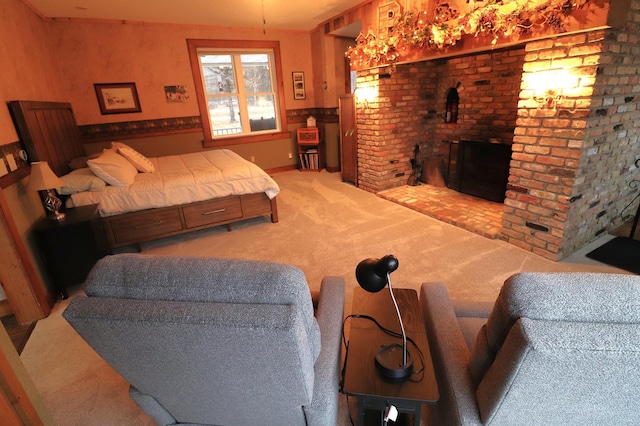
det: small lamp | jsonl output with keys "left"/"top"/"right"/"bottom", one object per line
{"left": 27, "top": 161, "right": 66, "bottom": 220}
{"left": 355, "top": 254, "right": 413, "bottom": 380}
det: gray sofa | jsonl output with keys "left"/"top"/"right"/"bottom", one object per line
{"left": 421, "top": 272, "right": 640, "bottom": 426}
{"left": 63, "top": 254, "right": 345, "bottom": 426}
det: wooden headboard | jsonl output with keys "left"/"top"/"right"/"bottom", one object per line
{"left": 9, "top": 101, "right": 86, "bottom": 177}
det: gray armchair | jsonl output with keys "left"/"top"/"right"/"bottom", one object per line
{"left": 421, "top": 272, "right": 640, "bottom": 426}
{"left": 63, "top": 254, "right": 345, "bottom": 426}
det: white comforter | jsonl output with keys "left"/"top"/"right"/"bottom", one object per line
{"left": 69, "top": 149, "right": 280, "bottom": 217}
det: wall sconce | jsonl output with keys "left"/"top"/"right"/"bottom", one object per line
{"left": 527, "top": 69, "right": 578, "bottom": 110}
{"left": 535, "top": 88, "right": 563, "bottom": 110}
{"left": 354, "top": 86, "right": 377, "bottom": 107}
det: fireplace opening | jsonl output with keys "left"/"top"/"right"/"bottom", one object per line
{"left": 447, "top": 140, "right": 512, "bottom": 203}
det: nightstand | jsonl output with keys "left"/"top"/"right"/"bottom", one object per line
{"left": 33, "top": 204, "right": 108, "bottom": 298}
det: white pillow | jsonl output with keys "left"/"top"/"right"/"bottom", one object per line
{"left": 111, "top": 141, "right": 130, "bottom": 151}
{"left": 57, "top": 168, "right": 106, "bottom": 194}
{"left": 118, "top": 146, "right": 155, "bottom": 173}
{"left": 87, "top": 149, "right": 138, "bottom": 186}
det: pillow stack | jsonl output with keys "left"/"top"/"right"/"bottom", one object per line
{"left": 58, "top": 142, "right": 155, "bottom": 194}
{"left": 111, "top": 142, "right": 155, "bottom": 173}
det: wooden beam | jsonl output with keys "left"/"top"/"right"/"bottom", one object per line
{"left": 0, "top": 324, "right": 53, "bottom": 425}
{"left": 0, "top": 187, "right": 51, "bottom": 324}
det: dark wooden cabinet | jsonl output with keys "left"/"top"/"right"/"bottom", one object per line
{"left": 339, "top": 95, "right": 357, "bottom": 184}
{"left": 33, "top": 204, "right": 108, "bottom": 298}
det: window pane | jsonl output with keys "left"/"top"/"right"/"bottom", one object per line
{"left": 248, "top": 94, "right": 276, "bottom": 132}
{"left": 201, "top": 55, "right": 236, "bottom": 94}
{"left": 241, "top": 54, "right": 272, "bottom": 93}
{"left": 208, "top": 97, "right": 242, "bottom": 136}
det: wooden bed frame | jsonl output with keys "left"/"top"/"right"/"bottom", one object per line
{"left": 9, "top": 100, "right": 278, "bottom": 249}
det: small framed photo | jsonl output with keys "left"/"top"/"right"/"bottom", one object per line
{"left": 164, "top": 85, "right": 189, "bottom": 103}
{"left": 292, "top": 71, "right": 305, "bottom": 100}
{"left": 94, "top": 82, "right": 142, "bottom": 114}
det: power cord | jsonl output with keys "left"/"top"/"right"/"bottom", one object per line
{"left": 340, "top": 313, "right": 426, "bottom": 391}
{"left": 340, "top": 314, "right": 427, "bottom": 425}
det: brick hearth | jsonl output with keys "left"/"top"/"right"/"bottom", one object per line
{"left": 378, "top": 184, "right": 505, "bottom": 240}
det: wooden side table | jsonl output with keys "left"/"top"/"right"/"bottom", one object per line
{"left": 33, "top": 204, "right": 108, "bottom": 298}
{"left": 343, "top": 287, "right": 439, "bottom": 425}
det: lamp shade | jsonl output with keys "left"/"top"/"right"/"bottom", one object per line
{"left": 355, "top": 255, "right": 399, "bottom": 293}
{"left": 27, "top": 162, "right": 65, "bottom": 191}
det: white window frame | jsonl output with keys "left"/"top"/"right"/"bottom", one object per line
{"left": 188, "top": 39, "right": 289, "bottom": 147}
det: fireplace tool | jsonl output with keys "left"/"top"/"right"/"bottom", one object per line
{"left": 408, "top": 144, "right": 422, "bottom": 186}
{"left": 622, "top": 158, "right": 640, "bottom": 238}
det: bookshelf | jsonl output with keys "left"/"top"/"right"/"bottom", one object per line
{"left": 297, "top": 127, "right": 322, "bottom": 172}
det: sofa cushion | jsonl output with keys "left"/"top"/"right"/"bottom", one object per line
{"left": 85, "top": 254, "right": 321, "bottom": 360}
{"left": 469, "top": 272, "right": 640, "bottom": 385}
{"left": 65, "top": 296, "right": 317, "bottom": 425}
{"left": 468, "top": 324, "right": 494, "bottom": 383}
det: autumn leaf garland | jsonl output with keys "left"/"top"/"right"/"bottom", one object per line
{"left": 346, "top": 0, "right": 592, "bottom": 71}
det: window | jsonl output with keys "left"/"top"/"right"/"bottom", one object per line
{"left": 188, "top": 40, "right": 288, "bottom": 146}
{"left": 445, "top": 87, "right": 459, "bottom": 124}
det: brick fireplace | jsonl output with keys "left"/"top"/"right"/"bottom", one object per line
{"left": 354, "top": 9, "right": 640, "bottom": 260}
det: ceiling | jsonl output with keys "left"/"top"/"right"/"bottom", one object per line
{"left": 24, "top": 0, "right": 367, "bottom": 33}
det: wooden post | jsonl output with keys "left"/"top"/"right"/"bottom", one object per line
{"left": 0, "top": 187, "right": 51, "bottom": 324}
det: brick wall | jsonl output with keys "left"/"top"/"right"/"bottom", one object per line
{"left": 355, "top": 1, "right": 640, "bottom": 260}
{"left": 503, "top": 10, "right": 640, "bottom": 260}
{"left": 357, "top": 48, "right": 525, "bottom": 191}
{"left": 432, "top": 49, "right": 525, "bottom": 153}
{"left": 356, "top": 66, "right": 435, "bottom": 192}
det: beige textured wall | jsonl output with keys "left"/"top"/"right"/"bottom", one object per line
{"left": 49, "top": 21, "right": 315, "bottom": 126}
{"left": 0, "top": 0, "right": 66, "bottom": 145}
{"left": 84, "top": 131, "right": 297, "bottom": 171}
{"left": 48, "top": 18, "right": 318, "bottom": 170}
{"left": 0, "top": 0, "right": 69, "bottom": 301}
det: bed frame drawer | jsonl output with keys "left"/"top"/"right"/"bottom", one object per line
{"left": 183, "top": 197, "right": 243, "bottom": 229}
{"left": 107, "top": 208, "right": 184, "bottom": 245}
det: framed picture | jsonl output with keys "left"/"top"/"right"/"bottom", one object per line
{"left": 164, "top": 85, "right": 189, "bottom": 103}
{"left": 292, "top": 71, "right": 306, "bottom": 100}
{"left": 94, "top": 82, "right": 142, "bottom": 114}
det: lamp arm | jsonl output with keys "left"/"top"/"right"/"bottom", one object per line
{"left": 387, "top": 273, "right": 408, "bottom": 366}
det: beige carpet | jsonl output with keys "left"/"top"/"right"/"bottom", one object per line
{"left": 19, "top": 170, "right": 630, "bottom": 425}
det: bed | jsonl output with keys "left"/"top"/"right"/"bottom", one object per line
{"left": 9, "top": 100, "right": 279, "bottom": 249}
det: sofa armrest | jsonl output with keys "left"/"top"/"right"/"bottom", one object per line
{"left": 304, "top": 276, "right": 345, "bottom": 426}
{"left": 420, "top": 282, "right": 483, "bottom": 426}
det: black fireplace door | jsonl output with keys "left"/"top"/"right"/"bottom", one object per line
{"left": 448, "top": 140, "right": 512, "bottom": 203}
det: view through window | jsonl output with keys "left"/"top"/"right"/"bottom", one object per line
{"left": 198, "top": 50, "right": 279, "bottom": 138}
{"left": 188, "top": 39, "right": 288, "bottom": 146}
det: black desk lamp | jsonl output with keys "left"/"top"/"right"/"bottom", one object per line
{"left": 355, "top": 254, "right": 413, "bottom": 380}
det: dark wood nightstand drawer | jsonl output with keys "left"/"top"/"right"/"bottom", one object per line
{"left": 183, "top": 197, "right": 242, "bottom": 229}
